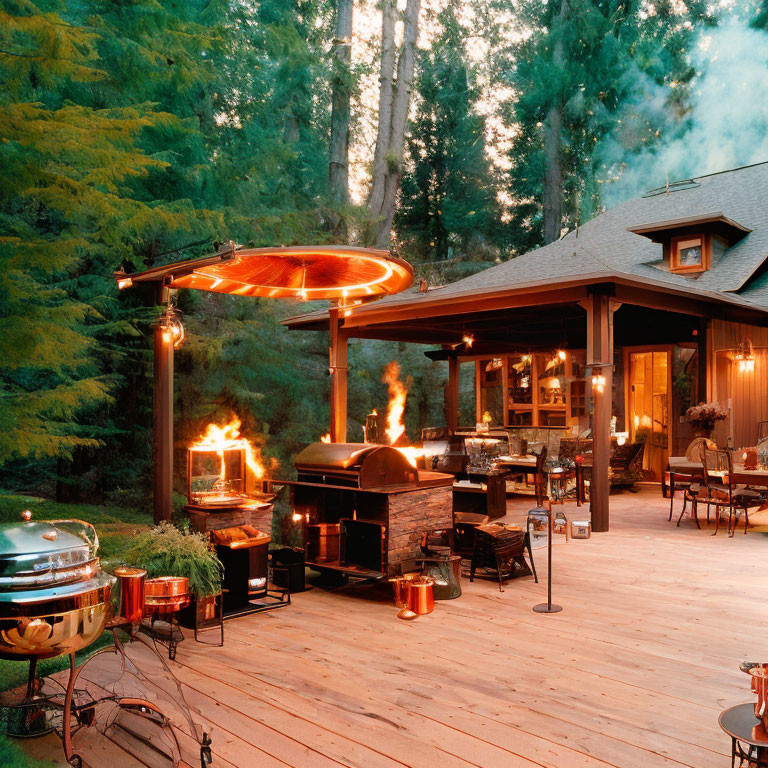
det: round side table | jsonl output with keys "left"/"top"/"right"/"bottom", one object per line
{"left": 719, "top": 703, "right": 768, "bottom": 767}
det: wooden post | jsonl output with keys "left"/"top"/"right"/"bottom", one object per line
{"left": 447, "top": 355, "right": 459, "bottom": 433}
{"left": 329, "top": 306, "right": 348, "bottom": 443}
{"left": 153, "top": 286, "right": 174, "bottom": 524}
{"left": 582, "top": 290, "right": 619, "bottom": 533}
{"left": 697, "top": 318, "right": 709, "bottom": 402}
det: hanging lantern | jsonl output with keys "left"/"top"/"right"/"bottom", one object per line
{"left": 734, "top": 339, "right": 755, "bottom": 373}
{"left": 159, "top": 303, "right": 185, "bottom": 349}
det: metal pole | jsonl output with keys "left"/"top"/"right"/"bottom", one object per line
{"left": 533, "top": 504, "right": 563, "bottom": 614}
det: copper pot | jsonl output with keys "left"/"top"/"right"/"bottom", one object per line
{"left": 389, "top": 573, "right": 416, "bottom": 608}
{"left": 407, "top": 576, "right": 435, "bottom": 615}
{"left": 114, "top": 567, "right": 146, "bottom": 624}
{"left": 143, "top": 577, "right": 190, "bottom": 616}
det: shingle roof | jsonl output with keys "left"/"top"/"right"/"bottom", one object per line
{"left": 418, "top": 161, "right": 768, "bottom": 305}
{"left": 284, "top": 162, "right": 768, "bottom": 329}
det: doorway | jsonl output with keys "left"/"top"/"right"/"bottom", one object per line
{"left": 627, "top": 349, "right": 672, "bottom": 481}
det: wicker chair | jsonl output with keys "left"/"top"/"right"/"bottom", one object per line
{"left": 469, "top": 524, "right": 536, "bottom": 591}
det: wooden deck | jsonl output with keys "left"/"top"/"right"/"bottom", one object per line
{"left": 168, "top": 488, "right": 766, "bottom": 768}
{"left": 19, "top": 488, "right": 768, "bottom": 767}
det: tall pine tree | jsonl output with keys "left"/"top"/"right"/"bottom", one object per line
{"left": 398, "top": 1, "right": 501, "bottom": 264}
{"left": 496, "top": 0, "right": 710, "bottom": 252}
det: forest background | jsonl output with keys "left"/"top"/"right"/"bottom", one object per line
{"left": 3, "top": 0, "right": 768, "bottom": 507}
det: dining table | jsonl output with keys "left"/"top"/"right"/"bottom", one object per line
{"left": 709, "top": 465, "right": 768, "bottom": 488}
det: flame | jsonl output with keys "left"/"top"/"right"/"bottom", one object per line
{"left": 394, "top": 446, "right": 424, "bottom": 468}
{"left": 382, "top": 361, "right": 407, "bottom": 445}
{"left": 320, "top": 433, "right": 331, "bottom": 443}
{"left": 190, "top": 417, "right": 265, "bottom": 481}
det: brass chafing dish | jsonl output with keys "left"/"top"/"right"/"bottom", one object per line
{"left": 0, "top": 516, "right": 115, "bottom": 660}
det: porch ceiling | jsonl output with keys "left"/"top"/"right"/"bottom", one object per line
{"left": 310, "top": 300, "right": 702, "bottom": 353}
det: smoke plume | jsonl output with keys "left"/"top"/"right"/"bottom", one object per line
{"left": 600, "top": 19, "right": 768, "bottom": 204}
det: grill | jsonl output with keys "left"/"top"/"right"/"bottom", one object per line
{"left": 209, "top": 525, "right": 289, "bottom": 618}
{"left": 294, "top": 442, "right": 421, "bottom": 489}
{"left": 0, "top": 517, "right": 115, "bottom": 662}
{"left": 287, "top": 442, "right": 454, "bottom": 580}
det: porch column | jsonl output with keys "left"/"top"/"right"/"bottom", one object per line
{"left": 153, "top": 286, "right": 174, "bottom": 524}
{"left": 329, "top": 306, "right": 348, "bottom": 442}
{"left": 697, "top": 318, "right": 709, "bottom": 401}
{"left": 447, "top": 355, "right": 459, "bottom": 433}
{"left": 583, "top": 290, "right": 620, "bottom": 533}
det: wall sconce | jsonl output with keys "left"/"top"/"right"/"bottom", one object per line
{"left": 591, "top": 374, "right": 606, "bottom": 394}
{"left": 159, "top": 303, "right": 185, "bottom": 349}
{"left": 462, "top": 334, "right": 474, "bottom": 348}
{"left": 734, "top": 339, "right": 755, "bottom": 372}
{"left": 557, "top": 349, "right": 567, "bottom": 362}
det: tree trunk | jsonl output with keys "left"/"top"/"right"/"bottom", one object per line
{"left": 542, "top": 104, "right": 563, "bottom": 244}
{"left": 371, "top": 0, "right": 421, "bottom": 248}
{"left": 329, "top": 0, "right": 354, "bottom": 207}
{"left": 368, "top": 0, "right": 396, "bottom": 217}
{"left": 542, "top": 0, "right": 569, "bottom": 245}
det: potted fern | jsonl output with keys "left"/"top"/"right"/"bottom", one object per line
{"left": 124, "top": 522, "right": 223, "bottom": 630}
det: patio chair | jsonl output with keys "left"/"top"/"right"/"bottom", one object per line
{"left": 700, "top": 447, "right": 763, "bottom": 536}
{"left": 610, "top": 441, "right": 645, "bottom": 488}
{"left": 668, "top": 437, "right": 713, "bottom": 522}
{"left": 469, "top": 524, "right": 535, "bottom": 591}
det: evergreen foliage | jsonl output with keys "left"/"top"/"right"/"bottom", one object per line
{"left": 398, "top": 2, "right": 502, "bottom": 264}
{"left": 496, "top": 0, "right": 710, "bottom": 252}
{"left": 0, "top": 0, "right": 748, "bottom": 510}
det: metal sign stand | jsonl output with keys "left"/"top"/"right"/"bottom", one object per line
{"left": 533, "top": 503, "right": 563, "bottom": 614}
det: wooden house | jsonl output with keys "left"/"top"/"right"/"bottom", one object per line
{"left": 285, "top": 162, "right": 768, "bottom": 531}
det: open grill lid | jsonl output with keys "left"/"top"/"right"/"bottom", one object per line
{"left": 294, "top": 442, "right": 418, "bottom": 489}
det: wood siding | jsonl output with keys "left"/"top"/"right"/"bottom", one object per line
{"left": 711, "top": 320, "right": 768, "bottom": 447}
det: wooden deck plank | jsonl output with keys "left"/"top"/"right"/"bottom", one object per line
{"left": 159, "top": 489, "right": 765, "bottom": 768}
{"left": 29, "top": 488, "right": 765, "bottom": 768}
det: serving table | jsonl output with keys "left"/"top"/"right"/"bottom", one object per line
{"left": 719, "top": 702, "right": 768, "bottom": 767}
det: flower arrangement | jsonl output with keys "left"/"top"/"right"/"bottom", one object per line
{"left": 685, "top": 402, "right": 728, "bottom": 433}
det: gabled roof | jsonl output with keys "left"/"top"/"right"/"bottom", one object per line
{"left": 285, "top": 162, "right": 768, "bottom": 332}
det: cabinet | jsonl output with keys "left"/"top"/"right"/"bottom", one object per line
{"left": 474, "top": 351, "right": 589, "bottom": 430}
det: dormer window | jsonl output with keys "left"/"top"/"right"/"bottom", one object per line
{"left": 628, "top": 213, "right": 750, "bottom": 276}
{"left": 670, "top": 235, "right": 706, "bottom": 273}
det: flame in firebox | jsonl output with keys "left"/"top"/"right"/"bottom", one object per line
{"left": 190, "top": 417, "right": 265, "bottom": 480}
{"left": 382, "top": 361, "right": 407, "bottom": 445}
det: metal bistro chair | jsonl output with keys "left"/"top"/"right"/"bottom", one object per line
{"left": 700, "top": 447, "right": 763, "bottom": 536}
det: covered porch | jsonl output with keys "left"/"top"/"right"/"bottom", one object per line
{"left": 287, "top": 273, "right": 768, "bottom": 531}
